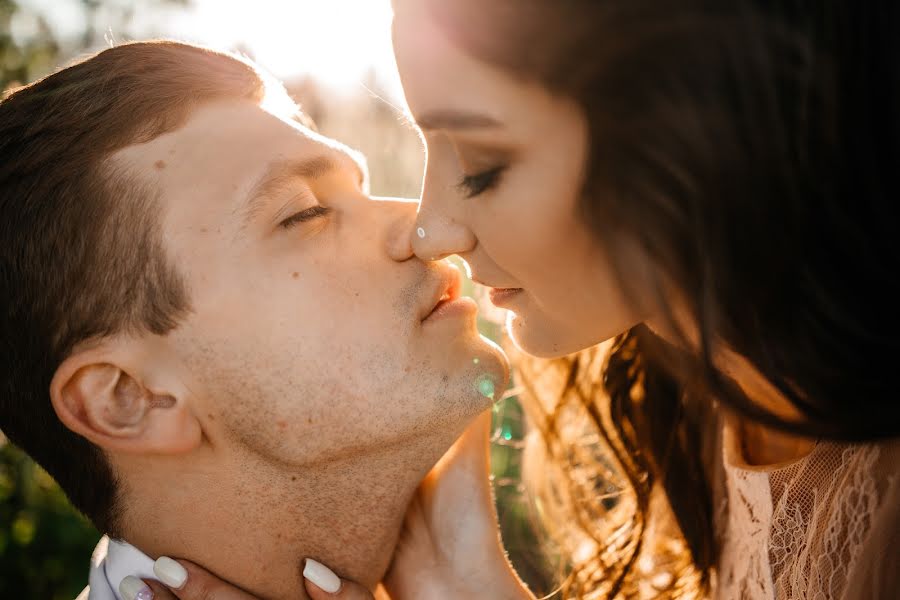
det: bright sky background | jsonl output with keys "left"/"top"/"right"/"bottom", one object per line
{"left": 167, "top": 0, "right": 401, "bottom": 95}
{"left": 17, "top": 0, "right": 403, "bottom": 98}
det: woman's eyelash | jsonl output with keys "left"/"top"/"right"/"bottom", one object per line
{"left": 457, "top": 165, "right": 507, "bottom": 198}
{"left": 278, "top": 205, "right": 332, "bottom": 229}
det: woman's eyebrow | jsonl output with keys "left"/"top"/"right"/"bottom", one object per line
{"left": 414, "top": 109, "right": 504, "bottom": 131}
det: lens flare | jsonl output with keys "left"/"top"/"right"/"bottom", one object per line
{"left": 475, "top": 373, "right": 496, "bottom": 400}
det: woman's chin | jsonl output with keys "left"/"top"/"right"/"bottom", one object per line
{"left": 505, "top": 311, "right": 602, "bottom": 358}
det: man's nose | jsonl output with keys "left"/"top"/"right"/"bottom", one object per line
{"left": 371, "top": 196, "right": 419, "bottom": 262}
{"left": 411, "top": 206, "right": 476, "bottom": 262}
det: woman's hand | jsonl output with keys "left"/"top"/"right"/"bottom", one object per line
{"left": 382, "top": 410, "right": 532, "bottom": 600}
{"left": 119, "top": 556, "right": 379, "bottom": 600}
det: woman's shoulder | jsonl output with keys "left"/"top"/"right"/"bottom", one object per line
{"left": 716, "top": 427, "right": 900, "bottom": 600}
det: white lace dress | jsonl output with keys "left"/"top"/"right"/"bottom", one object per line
{"left": 714, "top": 421, "right": 900, "bottom": 599}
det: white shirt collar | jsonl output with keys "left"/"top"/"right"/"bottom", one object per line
{"left": 83, "top": 535, "right": 156, "bottom": 600}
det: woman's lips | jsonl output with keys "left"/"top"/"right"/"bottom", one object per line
{"left": 488, "top": 287, "right": 523, "bottom": 307}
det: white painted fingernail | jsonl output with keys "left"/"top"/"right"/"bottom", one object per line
{"left": 119, "top": 575, "right": 154, "bottom": 600}
{"left": 154, "top": 556, "right": 188, "bottom": 589}
{"left": 303, "top": 558, "right": 341, "bottom": 593}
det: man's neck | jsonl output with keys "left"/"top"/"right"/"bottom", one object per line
{"left": 119, "top": 431, "right": 455, "bottom": 599}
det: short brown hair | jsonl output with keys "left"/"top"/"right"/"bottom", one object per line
{"left": 0, "top": 41, "right": 270, "bottom": 534}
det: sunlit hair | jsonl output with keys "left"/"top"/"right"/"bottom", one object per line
{"left": 0, "top": 41, "right": 299, "bottom": 535}
{"left": 513, "top": 331, "right": 713, "bottom": 598}
{"left": 430, "top": 0, "right": 900, "bottom": 597}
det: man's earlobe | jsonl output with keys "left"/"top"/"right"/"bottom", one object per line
{"left": 50, "top": 353, "right": 201, "bottom": 455}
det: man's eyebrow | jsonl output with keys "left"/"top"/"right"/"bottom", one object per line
{"left": 413, "top": 109, "right": 504, "bottom": 132}
{"left": 239, "top": 153, "right": 365, "bottom": 227}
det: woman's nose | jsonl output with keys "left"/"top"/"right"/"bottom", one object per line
{"left": 411, "top": 210, "right": 476, "bottom": 262}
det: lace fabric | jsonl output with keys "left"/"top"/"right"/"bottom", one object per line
{"left": 715, "top": 420, "right": 900, "bottom": 599}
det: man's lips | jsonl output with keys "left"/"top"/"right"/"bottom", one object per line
{"left": 420, "top": 264, "right": 464, "bottom": 321}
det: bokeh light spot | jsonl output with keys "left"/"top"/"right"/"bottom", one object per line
{"left": 475, "top": 374, "right": 496, "bottom": 400}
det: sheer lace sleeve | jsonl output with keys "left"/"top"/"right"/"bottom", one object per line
{"left": 715, "top": 420, "right": 899, "bottom": 599}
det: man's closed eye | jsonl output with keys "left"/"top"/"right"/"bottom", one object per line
{"left": 279, "top": 205, "right": 332, "bottom": 229}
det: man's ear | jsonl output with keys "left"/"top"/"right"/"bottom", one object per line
{"left": 49, "top": 340, "right": 201, "bottom": 455}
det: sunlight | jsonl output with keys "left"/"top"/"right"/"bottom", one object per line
{"left": 169, "top": 0, "right": 401, "bottom": 96}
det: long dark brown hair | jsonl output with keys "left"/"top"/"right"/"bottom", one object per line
{"left": 429, "top": 0, "right": 900, "bottom": 596}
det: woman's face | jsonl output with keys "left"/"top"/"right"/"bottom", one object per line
{"left": 392, "top": 2, "right": 652, "bottom": 357}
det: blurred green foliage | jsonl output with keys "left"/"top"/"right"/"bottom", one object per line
{"left": 0, "top": 0, "right": 57, "bottom": 89}
{"left": 491, "top": 396, "right": 561, "bottom": 598}
{"left": 0, "top": 441, "right": 100, "bottom": 599}
{"left": 1, "top": 0, "right": 189, "bottom": 90}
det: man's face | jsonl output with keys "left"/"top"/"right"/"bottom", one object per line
{"left": 114, "top": 99, "right": 508, "bottom": 466}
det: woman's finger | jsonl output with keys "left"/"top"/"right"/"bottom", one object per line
{"left": 120, "top": 556, "right": 260, "bottom": 600}
{"left": 303, "top": 559, "right": 375, "bottom": 600}
{"left": 144, "top": 579, "right": 181, "bottom": 600}
{"left": 119, "top": 576, "right": 172, "bottom": 600}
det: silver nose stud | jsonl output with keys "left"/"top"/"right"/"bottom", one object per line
{"left": 416, "top": 227, "right": 426, "bottom": 239}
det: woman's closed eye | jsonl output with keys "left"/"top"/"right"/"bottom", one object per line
{"left": 278, "top": 205, "right": 332, "bottom": 229}
{"left": 457, "top": 165, "right": 507, "bottom": 198}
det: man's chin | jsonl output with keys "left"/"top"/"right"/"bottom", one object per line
{"left": 454, "top": 336, "right": 510, "bottom": 417}
{"left": 476, "top": 333, "right": 510, "bottom": 383}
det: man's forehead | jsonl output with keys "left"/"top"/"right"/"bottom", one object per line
{"left": 113, "top": 99, "right": 365, "bottom": 210}
{"left": 125, "top": 100, "right": 320, "bottom": 162}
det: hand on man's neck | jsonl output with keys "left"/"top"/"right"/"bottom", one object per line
{"left": 114, "top": 425, "right": 462, "bottom": 599}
